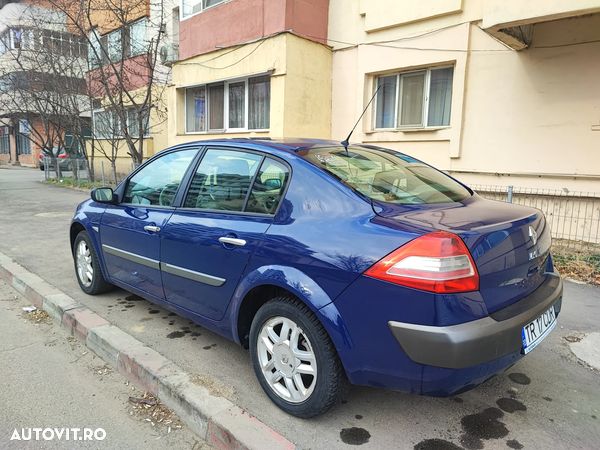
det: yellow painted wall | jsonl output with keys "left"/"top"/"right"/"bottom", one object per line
{"left": 358, "top": 0, "right": 463, "bottom": 32}
{"left": 87, "top": 84, "right": 168, "bottom": 179}
{"left": 329, "top": 0, "right": 600, "bottom": 191}
{"left": 282, "top": 34, "right": 332, "bottom": 138}
{"left": 87, "top": 138, "right": 153, "bottom": 179}
{"left": 167, "top": 33, "right": 332, "bottom": 147}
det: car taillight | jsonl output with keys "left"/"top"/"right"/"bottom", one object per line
{"left": 58, "top": 153, "right": 67, "bottom": 159}
{"left": 364, "top": 231, "right": 479, "bottom": 293}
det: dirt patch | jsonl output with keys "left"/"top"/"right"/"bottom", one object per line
{"left": 92, "top": 364, "right": 113, "bottom": 379}
{"left": 127, "top": 392, "right": 183, "bottom": 434}
{"left": 190, "top": 373, "right": 235, "bottom": 400}
{"left": 23, "top": 309, "right": 52, "bottom": 324}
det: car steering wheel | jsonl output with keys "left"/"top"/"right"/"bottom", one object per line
{"left": 158, "top": 183, "right": 179, "bottom": 206}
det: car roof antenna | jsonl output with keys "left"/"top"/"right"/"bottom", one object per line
{"left": 340, "top": 83, "right": 383, "bottom": 152}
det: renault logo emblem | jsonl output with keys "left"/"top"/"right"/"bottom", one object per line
{"left": 529, "top": 226, "right": 538, "bottom": 245}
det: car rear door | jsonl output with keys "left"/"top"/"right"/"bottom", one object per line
{"left": 99, "top": 149, "right": 198, "bottom": 300}
{"left": 160, "top": 147, "right": 290, "bottom": 320}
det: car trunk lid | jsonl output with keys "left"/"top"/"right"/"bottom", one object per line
{"left": 373, "top": 195, "right": 552, "bottom": 313}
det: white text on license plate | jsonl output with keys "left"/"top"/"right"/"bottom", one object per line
{"left": 521, "top": 306, "right": 557, "bottom": 354}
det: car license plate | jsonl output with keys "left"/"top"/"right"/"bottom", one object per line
{"left": 521, "top": 306, "right": 557, "bottom": 354}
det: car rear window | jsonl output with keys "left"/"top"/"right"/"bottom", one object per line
{"left": 303, "top": 146, "right": 471, "bottom": 205}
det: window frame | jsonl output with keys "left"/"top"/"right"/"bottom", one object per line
{"left": 129, "top": 18, "right": 147, "bottom": 57}
{"left": 88, "top": 29, "right": 102, "bottom": 69}
{"left": 179, "top": 146, "right": 292, "bottom": 218}
{"left": 93, "top": 107, "right": 150, "bottom": 139}
{"left": 107, "top": 29, "right": 123, "bottom": 62}
{"left": 119, "top": 147, "right": 200, "bottom": 209}
{"left": 0, "top": 126, "right": 10, "bottom": 154}
{"left": 373, "top": 65, "right": 454, "bottom": 131}
{"left": 184, "top": 74, "right": 270, "bottom": 135}
{"left": 180, "top": 0, "right": 228, "bottom": 21}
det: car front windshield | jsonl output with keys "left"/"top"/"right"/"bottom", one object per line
{"left": 304, "top": 146, "right": 471, "bottom": 205}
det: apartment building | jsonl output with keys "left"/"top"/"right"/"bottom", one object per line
{"left": 86, "top": 0, "right": 176, "bottom": 174}
{"left": 0, "top": 1, "right": 87, "bottom": 167}
{"left": 166, "top": 0, "right": 331, "bottom": 145}
{"left": 328, "top": 0, "right": 600, "bottom": 193}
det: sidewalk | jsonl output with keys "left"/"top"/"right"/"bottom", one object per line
{"left": 0, "top": 278, "right": 200, "bottom": 450}
{"left": 1, "top": 167, "right": 599, "bottom": 449}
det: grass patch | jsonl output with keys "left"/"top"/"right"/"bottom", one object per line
{"left": 44, "top": 177, "right": 113, "bottom": 190}
{"left": 553, "top": 245, "right": 600, "bottom": 285}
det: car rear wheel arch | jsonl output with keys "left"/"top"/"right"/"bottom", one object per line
{"left": 236, "top": 282, "right": 342, "bottom": 351}
{"left": 237, "top": 284, "right": 298, "bottom": 349}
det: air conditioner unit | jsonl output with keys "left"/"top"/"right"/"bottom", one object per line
{"left": 159, "top": 43, "right": 179, "bottom": 66}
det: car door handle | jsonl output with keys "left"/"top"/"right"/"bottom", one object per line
{"left": 218, "top": 237, "right": 246, "bottom": 247}
{"left": 144, "top": 225, "right": 161, "bottom": 233}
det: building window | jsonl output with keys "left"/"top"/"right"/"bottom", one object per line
{"left": 107, "top": 29, "right": 122, "bottom": 62}
{"left": 181, "top": 0, "right": 226, "bottom": 19}
{"left": 186, "top": 86, "right": 206, "bottom": 132}
{"left": 16, "top": 120, "right": 31, "bottom": 155}
{"left": 129, "top": 19, "right": 147, "bottom": 57}
{"left": 374, "top": 66, "right": 454, "bottom": 130}
{"left": 248, "top": 76, "right": 270, "bottom": 130}
{"left": 88, "top": 20, "right": 147, "bottom": 69}
{"left": 93, "top": 109, "right": 116, "bottom": 139}
{"left": 0, "top": 126, "right": 10, "bottom": 154}
{"left": 88, "top": 30, "right": 102, "bottom": 68}
{"left": 228, "top": 81, "right": 245, "bottom": 129}
{"left": 42, "top": 30, "right": 86, "bottom": 58}
{"left": 127, "top": 107, "right": 150, "bottom": 137}
{"left": 93, "top": 107, "right": 149, "bottom": 139}
{"left": 184, "top": 75, "right": 270, "bottom": 133}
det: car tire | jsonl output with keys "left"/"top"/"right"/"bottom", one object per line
{"left": 73, "top": 231, "right": 113, "bottom": 295}
{"left": 250, "top": 296, "right": 346, "bottom": 418}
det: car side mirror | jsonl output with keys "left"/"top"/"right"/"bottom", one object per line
{"left": 91, "top": 187, "right": 115, "bottom": 204}
{"left": 264, "top": 178, "right": 282, "bottom": 190}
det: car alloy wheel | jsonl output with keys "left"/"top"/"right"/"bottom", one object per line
{"left": 76, "top": 239, "right": 94, "bottom": 287}
{"left": 73, "top": 231, "right": 113, "bottom": 295}
{"left": 257, "top": 316, "right": 318, "bottom": 403}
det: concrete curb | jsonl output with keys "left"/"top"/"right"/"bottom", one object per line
{"left": 0, "top": 251, "right": 295, "bottom": 450}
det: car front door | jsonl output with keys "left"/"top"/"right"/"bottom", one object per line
{"left": 160, "top": 147, "right": 290, "bottom": 320}
{"left": 100, "top": 149, "right": 198, "bottom": 300}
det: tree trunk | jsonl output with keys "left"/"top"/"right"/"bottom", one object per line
{"left": 54, "top": 156, "right": 61, "bottom": 179}
{"left": 111, "top": 160, "right": 117, "bottom": 185}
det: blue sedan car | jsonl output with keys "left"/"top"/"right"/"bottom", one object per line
{"left": 70, "top": 139, "right": 562, "bottom": 417}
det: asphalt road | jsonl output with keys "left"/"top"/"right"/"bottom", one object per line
{"left": 0, "top": 277, "right": 202, "bottom": 449}
{"left": 1, "top": 166, "right": 599, "bottom": 449}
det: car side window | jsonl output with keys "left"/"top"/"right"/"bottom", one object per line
{"left": 123, "top": 149, "right": 197, "bottom": 207}
{"left": 246, "top": 158, "right": 289, "bottom": 214}
{"left": 184, "top": 148, "right": 262, "bottom": 211}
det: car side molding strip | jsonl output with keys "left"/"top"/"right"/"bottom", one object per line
{"left": 161, "top": 263, "right": 226, "bottom": 287}
{"left": 102, "top": 244, "right": 160, "bottom": 270}
{"left": 101, "top": 245, "right": 226, "bottom": 287}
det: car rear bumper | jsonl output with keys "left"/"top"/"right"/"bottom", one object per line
{"left": 388, "top": 273, "right": 563, "bottom": 370}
